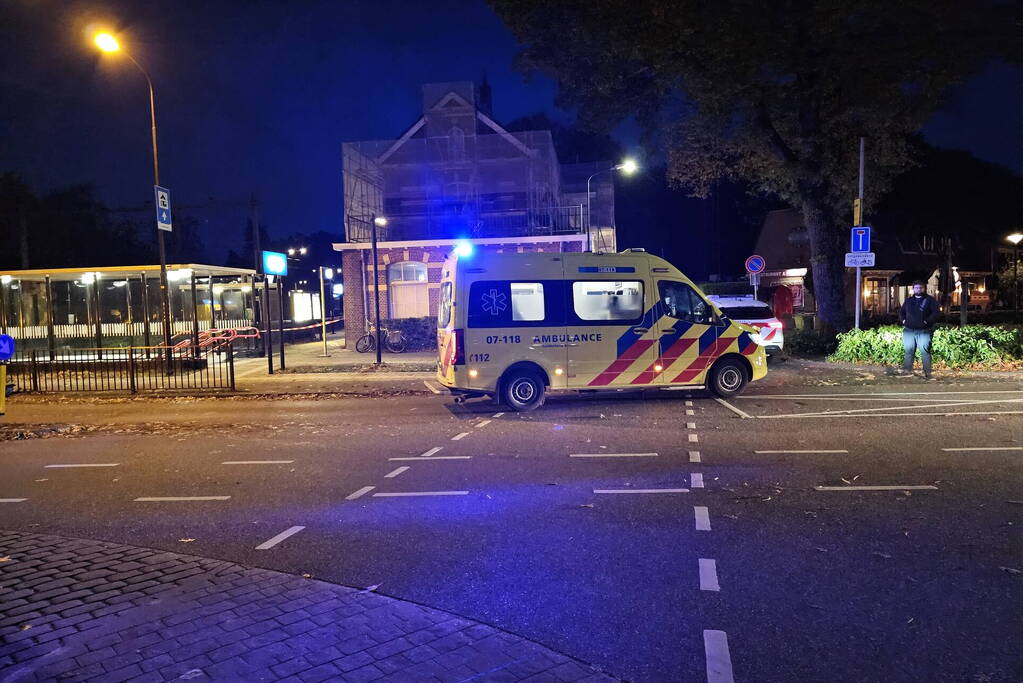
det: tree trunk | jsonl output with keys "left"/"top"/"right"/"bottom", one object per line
{"left": 801, "top": 195, "right": 846, "bottom": 331}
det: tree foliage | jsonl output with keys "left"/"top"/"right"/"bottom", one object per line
{"left": 489, "top": 0, "right": 1019, "bottom": 328}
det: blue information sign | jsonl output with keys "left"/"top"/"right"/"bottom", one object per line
{"left": 154, "top": 185, "right": 172, "bottom": 232}
{"left": 851, "top": 226, "right": 871, "bottom": 253}
{"left": 0, "top": 334, "right": 15, "bottom": 361}
{"left": 262, "top": 250, "right": 288, "bottom": 276}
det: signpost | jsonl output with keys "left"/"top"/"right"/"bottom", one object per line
{"left": 154, "top": 185, "right": 172, "bottom": 232}
{"left": 0, "top": 333, "right": 15, "bottom": 416}
{"left": 845, "top": 252, "right": 876, "bottom": 268}
{"left": 745, "top": 254, "right": 766, "bottom": 299}
{"left": 261, "top": 251, "right": 288, "bottom": 375}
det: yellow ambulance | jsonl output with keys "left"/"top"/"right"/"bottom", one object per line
{"left": 436, "top": 247, "right": 767, "bottom": 410}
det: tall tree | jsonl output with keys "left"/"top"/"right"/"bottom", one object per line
{"left": 490, "top": 0, "right": 1019, "bottom": 328}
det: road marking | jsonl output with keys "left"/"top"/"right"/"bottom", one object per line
{"left": 423, "top": 380, "right": 442, "bottom": 394}
{"left": 451, "top": 432, "right": 470, "bottom": 441}
{"left": 760, "top": 398, "right": 1023, "bottom": 418}
{"left": 761, "top": 410, "right": 1023, "bottom": 418}
{"left": 345, "top": 486, "right": 376, "bottom": 500}
{"left": 754, "top": 450, "right": 848, "bottom": 454}
{"left": 419, "top": 447, "right": 443, "bottom": 457}
{"left": 685, "top": 400, "right": 693, "bottom": 406}
{"left": 689, "top": 450, "right": 701, "bottom": 463}
{"left": 492, "top": 412, "right": 505, "bottom": 418}
{"left": 942, "top": 446, "right": 1023, "bottom": 452}
{"left": 221, "top": 460, "right": 295, "bottom": 465}
{"left": 689, "top": 433, "right": 699, "bottom": 443}
{"left": 594, "top": 488, "right": 689, "bottom": 494}
{"left": 44, "top": 463, "right": 119, "bottom": 468}
{"left": 134, "top": 496, "right": 230, "bottom": 502}
{"left": 741, "top": 390, "right": 1023, "bottom": 398}
{"left": 703, "top": 630, "right": 735, "bottom": 683}
{"left": 686, "top": 422, "right": 697, "bottom": 429}
{"left": 699, "top": 558, "right": 720, "bottom": 591}
{"left": 255, "top": 526, "right": 305, "bottom": 550}
{"left": 476, "top": 420, "right": 492, "bottom": 428}
{"left": 686, "top": 409, "right": 695, "bottom": 416}
{"left": 695, "top": 506, "right": 711, "bottom": 531}
{"left": 388, "top": 456, "right": 472, "bottom": 461}
{"left": 691, "top": 473, "right": 704, "bottom": 488}
{"left": 372, "top": 491, "right": 469, "bottom": 497}
{"left": 814, "top": 485, "right": 938, "bottom": 491}
{"left": 570, "top": 453, "right": 658, "bottom": 458}
{"left": 715, "top": 397, "right": 752, "bottom": 419}
{"left": 0, "top": 499, "right": 27, "bottom": 503}
{"left": 384, "top": 466, "right": 410, "bottom": 478}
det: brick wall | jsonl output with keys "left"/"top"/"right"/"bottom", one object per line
{"left": 341, "top": 251, "right": 365, "bottom": 346}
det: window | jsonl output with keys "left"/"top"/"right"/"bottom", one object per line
{"left": 437, "top": 282, "right": 453, "bottom": 328}
{"left": 388, "top": 262, "right": 427, "bottom": 283}
{"left": 388, "top": 261, "right": 429, "bottom": 319}
{"left": 572, "top": 281, "right": 644, "bottom": 322}
{"left": 717, "top": 305, "right": 773, "bottom": 320}
{"left": 658, "top": 281, "right": 714, "bottom": 325}
{"left": 468, "top": 281, "right": 550, "bottom": 328}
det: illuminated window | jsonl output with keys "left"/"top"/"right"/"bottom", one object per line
{"left": 572, "top": 281, "right": 644, "bottom": 321}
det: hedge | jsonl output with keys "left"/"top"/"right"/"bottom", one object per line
{"left": 828, "top": 325, "right": 1023, "bottom": 368}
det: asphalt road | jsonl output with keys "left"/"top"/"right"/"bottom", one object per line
{"left": 1, "top": 379, "right": 1021, "bottom": 682}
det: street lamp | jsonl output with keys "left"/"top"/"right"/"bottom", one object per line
{"left": 1008, "top": 233, "right": 1023, "bottom": 312}
{"left": 92, "top": 31, "right": 172, "bottom": 369}
{"left": 371, "top": 215, "right": 387, "bottom": 365}
{"left": 586, "top": 159, "right": 638, "bottom": 252}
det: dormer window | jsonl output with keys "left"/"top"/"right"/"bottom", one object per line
{"left": 449, "top": 126, "right": 465, "bottom": 160}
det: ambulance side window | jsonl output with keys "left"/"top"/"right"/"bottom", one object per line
{"left": 571, "top": 281, "right": 644, "bottom": 322}
{"left": 467, "top": 281, "right": 553, "bottom": 327}
{"left": 658, "top": 281, "right": 713, "bottom": 325}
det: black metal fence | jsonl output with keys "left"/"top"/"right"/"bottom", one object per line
{"left": 4, "top": 346, "right": 235, "bottom": 394}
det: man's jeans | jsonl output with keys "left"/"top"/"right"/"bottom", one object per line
{"left": 903, "top": 329, "right": 933, "bottom": 376}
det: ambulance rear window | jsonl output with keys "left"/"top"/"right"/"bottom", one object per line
{"left": 438, "top": 282, "right": 453, "bottom": 327}
{"left": 719, "top": 305, "right": 773, "bottom": 320}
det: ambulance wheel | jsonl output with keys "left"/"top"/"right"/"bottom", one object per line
{"left": 501, "top": 370, "right": 545, "bottom": 412}
{"left": 709, "top": 358, "right": 748, "bottom": 398}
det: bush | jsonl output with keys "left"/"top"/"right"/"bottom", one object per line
{"left": 829, "top": 325, "right": 1023, "bottom": 368}
{"left": 785, "top": 328, "right": 838, "bottom": 357}
{"left": 383, "top": 317, "right": 437, "bottom": 350}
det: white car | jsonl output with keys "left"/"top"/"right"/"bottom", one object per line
{"left": 708, "top": 296, "right": 784, "bottom": 355}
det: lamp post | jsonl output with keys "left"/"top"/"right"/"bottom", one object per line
{"left": 370, "top": 215, "right": 387, "bottom": 366}
{"left": 93, "top": 32, "right": 172, "bottom": 368}
{"left": 586, "top": 159, "right": 638, "bottom": 252}
{"left": 319, "top": 266, "right": 333, "bottom": 357}
{"left": 1008, "top": 233, "right": 1023, "bottom": 313}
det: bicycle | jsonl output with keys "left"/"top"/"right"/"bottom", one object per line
{"left": 355, "top": 328, "right": 407, "bottom": 354}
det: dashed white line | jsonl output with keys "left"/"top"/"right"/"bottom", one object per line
{"left": 492, "top": 412, "right": 505, "bottom": 418}
{"left": 594, "top": 488, "right": 690, "bottom": 494}
{"left": 695, "top": 506, "right": 711, "bottom": 531}
{"left": 384, "top": 466, "right": 410, "bottom": 478}
{"left": 570, "top": 453, "right": 658, "bottom": 458}
{"left": 451, "top": 432, "right": 470, "bottom": 441}
{"left": 686, "top": 409, "right": 695, "bottom": 416}
{"left": 221, "top": 460, "right": 295, "bottom": 465}
{"left": 255, "top": 526, "right": 305, "bottom": 550}
{"left": 689, "top": 450, "right": 702, "bottom": 463}
{"left": 941, "top": 446, "right": 1023, "bottom": 452}
{"left": 814, "top": 485, "right": 938, "bottom": 491}
{"left": 475, "top": 420, "right": 492, "bottom": 428}
{"left": 345, "top": 486, "right": 376, "bottom": 500}
{"left": 0, "top": 498, "right": 27, "bottom": 503}
{"left": 388, "top": 456, "right": 471, "bottom": 461}
{"left": 703, "top": 630, "right": 735, "bottom": 683}
{"left": 754, "top": 450, "right": 848, "bottom": 454}
{"left": 685, "top": 400, "right": 693, "bottom": 406}
{"left": 688, "top": 434, "right": 699, "bottom": 443}
{"left": 715, "top": 397, "right": 753, "bottom": 419}
{"left": 372, "top": 491, "right": 469, "bottom": 497}
{"left": 134, "top": 496, "right": 230, "bottom": 502}
{"left": 691, "top": 473, "right": 704, "bottom": 488}
{"left": 44, "top": 463, "right": 119, "bottom": 468}
{"left": 423, "top": 380, "right": 442, "bottom": 394}
{"left": 419, "top": 447, "right": 443, "bottom": 457}
{"left": 699, "top": 558, "right": 720, "bottom": 591}
{"left": 686, "top": 422, "right": 697, "bottom": 429}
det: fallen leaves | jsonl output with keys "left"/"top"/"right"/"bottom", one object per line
{"left": 178, "top": 538, "right": 196, "bottom": 543}
{"left": 998, "top": 566, "right": 1021, "bottom": 575}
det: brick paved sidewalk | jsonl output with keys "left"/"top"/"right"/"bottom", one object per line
{"left": 0, "top": 531, "right": 612, "bottom": 682}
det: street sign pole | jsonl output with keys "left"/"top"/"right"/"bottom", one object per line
{"left": 319, "top": 267, "right": 328, "bottom": 358}
{"left": 854, "top": 137, "right": 865, "bottom": 330}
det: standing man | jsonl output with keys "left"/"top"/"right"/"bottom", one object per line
{"left": 898, "top": 280, "right": 940, "bottom": 379}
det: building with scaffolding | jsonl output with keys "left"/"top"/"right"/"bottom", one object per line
{"left": 336, "top": 81, "right": 617, "bottom": 341}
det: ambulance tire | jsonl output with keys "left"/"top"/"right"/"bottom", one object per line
{"left": 709, "top": 357, "right": 748, "bottom": 398}
{"left": 500, "top": 369, "right": 546, "bottom": 412}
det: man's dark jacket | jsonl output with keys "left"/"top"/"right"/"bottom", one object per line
{"left": 900, "top": 294, "right": 939, "bottom": 331}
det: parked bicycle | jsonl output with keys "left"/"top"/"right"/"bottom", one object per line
{"left": 355, "top": 327, "right": 407, "bottom": 354}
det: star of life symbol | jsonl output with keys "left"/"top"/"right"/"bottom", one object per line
{"left": 481, "top": 288, "right": 507, "bottom": 316}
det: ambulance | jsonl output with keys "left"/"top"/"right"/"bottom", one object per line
{"left": 436, "top": 248, "right": 768, "bottom": 411}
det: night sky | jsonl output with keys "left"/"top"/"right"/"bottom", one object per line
{"left": 1, "top": 0, "right": 1020, "bottom": 262}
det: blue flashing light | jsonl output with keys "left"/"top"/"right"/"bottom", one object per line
{"left": 262, "top": 250, "right": 288, "bottom": 276}
{"left": 453, "top": 241, "right": 473, "bottom": 258}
